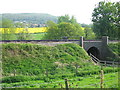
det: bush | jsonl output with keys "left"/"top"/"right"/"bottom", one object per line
{"left": 2, "top": 76, "right": 32, "bottom": 83}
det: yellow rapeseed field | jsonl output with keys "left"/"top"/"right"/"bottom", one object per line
{"left": 0, "top": 27, "right": 47, "bottom": 34}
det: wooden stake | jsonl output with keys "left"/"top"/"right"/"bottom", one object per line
{"left": 100, "top": 70, "right": 104, "bottom": 88}
{"left": 65, "top": 79, "right": 69, "bottom": 90}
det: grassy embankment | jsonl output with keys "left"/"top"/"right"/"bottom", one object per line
{"left": 2, "top": 43, "right": 118, "bottom": 88}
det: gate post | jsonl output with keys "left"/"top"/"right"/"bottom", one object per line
{"left": 80, "top": 36, "right": 83, "bottom": 48}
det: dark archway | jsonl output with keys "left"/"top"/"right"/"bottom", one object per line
{"left": 87, "top": 47, "right": 100, "bottom": 59}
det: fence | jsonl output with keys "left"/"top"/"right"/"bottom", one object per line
{"left": 90, "top": 53, "right": 119, "bottom": 67}
{"left": 1, "top": 73, "right": 118, "bottom": 89}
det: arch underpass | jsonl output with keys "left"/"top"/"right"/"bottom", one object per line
{"left": 87, "top": 47, "right": 100, "bottom": 59}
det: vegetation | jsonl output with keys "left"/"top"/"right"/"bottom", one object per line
{"left": 44, "top": 15, "right": 95, "bottom": 40}
{"left": 2, "top": 43, "right": 118, "bottom": 88}
{"left": 84, "top": 27, "right": 96, "bottom": 40}
{"left": 1, "top": 18, "right": 16, "bottom": 40}
{"left": 44, "top": 22, "right": 85, "bottom": 39}
{"left": 2, "top": 43, "right": 90, "bottom": 77}
{"left": 92, "top": 1, "right": 120, "bottom": 40}
{"left": 108, "top": 42, "right": 120, "bottom": 56}
{"left": 57, "top": 15, "right": 77, "bottom": 24}
{"left": 1, "top": 15, "right": 96, "bottom": 40}
{"left": 2, "top": 72, "right": 118, "bottom": 88}
{"left": 0, "top": 18, "right": 47, "bottom": 40}
{"left": 0, "top": 27, "right": 47, "bottom": 34}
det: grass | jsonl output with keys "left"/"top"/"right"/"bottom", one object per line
{"left": 31, "top": 33, "right": 46, "bottom": 40}
{"left": 2, "top": 43, "right": 119, "bottom": 88}
{"left": 2, "top": 43, "right": 90, "bottom": 77}
{"left": 1, "top": 32, "right": 46, "bottom": 40}
{"left": 2, "top": 72, "right": 118, "bottom": 88}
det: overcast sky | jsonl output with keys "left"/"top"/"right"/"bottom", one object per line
{"left": 0, "top": 0, "right": 119, "bottom": 24}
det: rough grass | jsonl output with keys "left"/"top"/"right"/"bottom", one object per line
{"left": 2, "top": 43, "right": 91, "bottom": 77}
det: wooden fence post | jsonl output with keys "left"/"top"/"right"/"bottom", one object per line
{"left": 65, "top": 79, "right": 69, "bottom": 90}
{"left": 105, "top": 61, "right": 107, "bottom": 67}
{"left": 13, "top": 69, "right": 16, "bottom": 76}
{"left": 113, "top": 61, "right": 115, "bottom": 72}
{"left": 100, "top": 70, "right": 104, "bottom": 88}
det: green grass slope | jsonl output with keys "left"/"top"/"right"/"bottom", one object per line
{"left": 2, "top": 43, "right": 90, "bottom": 77}
{"left": 2, "top": 43, "right": 118, "bottom": 86}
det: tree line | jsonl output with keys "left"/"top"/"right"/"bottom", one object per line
{"left": 44, "top": 15, "right": 95, "bottom": 40}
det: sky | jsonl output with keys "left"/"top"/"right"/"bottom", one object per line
{"left": 0, "top": 0, "right": 119, "bottom": 24}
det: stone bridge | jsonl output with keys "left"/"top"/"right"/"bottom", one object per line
{"left": 1, "top": 36, "right": 119, "bottom": 60}
{"left": 79, "top": 36, "right": 110, "bottom": 60}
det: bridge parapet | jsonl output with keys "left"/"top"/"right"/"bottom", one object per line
{"left": 108, "top": 40, "right": 120, "bottom": 43}
{"left": 83, "top": 40, "right": 102, "bottom": 42}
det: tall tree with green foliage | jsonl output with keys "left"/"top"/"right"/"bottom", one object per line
{"left": 84, "top": 27, "right": 96, "bottom": 40}
{"left": 44, "top": 22, "right": 84, "bottom": 39}
{"left": 92, "top": 1, "right": 119, "bottom": 40}
{"left": 58, "top": 15, "right": 77, "bottom": 24}
{"left": 44, "top": 15, "right": 85, "bottom": 39}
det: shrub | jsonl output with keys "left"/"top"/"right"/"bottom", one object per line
{"left": 2, "top": 76, "right": 31, "bottom": 83}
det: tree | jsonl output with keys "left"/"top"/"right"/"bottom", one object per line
{"left": 44, "top": 22, "right": 85, "bottom": 40}
{"left": 44, "top": 15, "right": 85, "bottom": 40}
{"left": 14, "top": 22, "right": 32, "bottom": 40}
{"left": 2, "top": 18, "right": 16, "bottom": 40}
{"left": 46, "top": 20, "right": 56, "bottom": 27}
{"left": 16, "top": 28, "right": 32, "bottom": 40}
{"left": 58, "top": 15, "right": 70, "bottom": 24}
{"left": 14, "top": 22, "right": 26, "bottom": 28}
{"left": 92, "top": 1, "right": 119, "bottom": 40}
{"left": 84, "top": 27, "right": 96, "bottom": 40}
{"left": 58, "top": 15, "right": 77, "bottom": 24}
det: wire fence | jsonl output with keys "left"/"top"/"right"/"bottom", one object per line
{"left": 1, "top": 75, "right": 118, "bottom": 88}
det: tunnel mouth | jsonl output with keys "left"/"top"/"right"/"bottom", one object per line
{"left": 87, "top": 47, "right": 100, "bottom": 59}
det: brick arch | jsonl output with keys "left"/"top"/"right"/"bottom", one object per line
{"left": 87, "top": 46, "right": 100, "bottom": 59}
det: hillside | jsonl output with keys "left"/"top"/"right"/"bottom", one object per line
{"left": 2, "top": 43, "right": 91, "bottom": 77}
{"left": 0, "top": 13, "right": 58, "bottom": 24}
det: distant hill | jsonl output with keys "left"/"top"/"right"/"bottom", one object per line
{"left": 0, "top": 13, "right": 58, "bottom": 24}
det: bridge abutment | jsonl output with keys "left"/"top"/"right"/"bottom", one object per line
{"left": 101, "top": 36, "right": 109, "bottom": 60}
{"left": 102, "top": 36, "right": 108, "bottom": 45}
{"left": 80, "top": 36, "right": 83, "bottom": 48}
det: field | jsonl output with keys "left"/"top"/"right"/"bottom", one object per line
{"left": 0, "top": 27, "right": 47, "bottom": 34}
{"left": 2, "top": 68, "right": 118, "bottom": 88}
{"left": 0, "top": 27, "right": 86, "bottom": 40}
